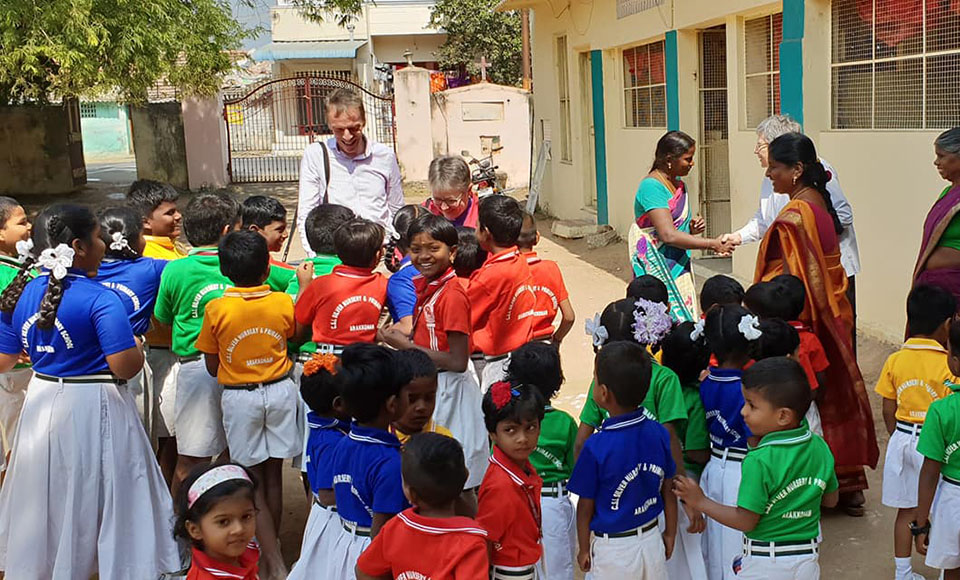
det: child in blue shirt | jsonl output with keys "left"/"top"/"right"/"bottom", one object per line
{"left": 0, "top": 204, "right": 179, "bottom": 579}
{"left": 568, "top": 340, "right": 677, "bottom": 578}
{"left": 384, "top": 204, "right": 425, "bottom": 334}
{"left": 326, "top": 344, "right": 409, "bottom": 579}
{"left": 288, "top": 352, "right": 351, "bottom": 580}
{"left": 699, "top": 303, "right": 762, "bottom": 580}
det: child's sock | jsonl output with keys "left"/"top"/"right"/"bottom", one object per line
{"left": 894, "top": 556, "right": 913, "bottom": 579}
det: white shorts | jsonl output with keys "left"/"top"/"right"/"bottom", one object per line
{"left": 221, "top": 377, "right": 301, "bottom": 467}
{"left": 701, "top": 450, "right": 745, "bottom": 580}
{"left": 174, "top": 359, "right": 226, "bottom": 458}
{"left": 541, "top": 489, "right": 576, "bottom": 580}
{"left": 433, "top": 368, "right": 488, "bottom": 488}
{"left": 927, "top": 478, "right": 960, "bottom": 570}
{"left": 805, "top": 401, "right": 822, "bottom": 437}
{"left": 662, "top": 500, "right": 708, "bottom": 580}
{"left": 147, "top": 347, "right": 178, "bottom": 439}
{"left": 288, "top": 501, "right": 339, "bottom": 580}
{"left": 587, "top": 525, "right": 666, "bottom": 579}
{"left": 0, "top": 367, "right": 31, "bottom": 453}
{"left": 882, "top": 425, "right": 924, "bottom": 509}
{"left": 324, "top": 519, "right": 372, "bottom": 579}
{"left": 480, "top": 355, "right": 510, "bottom": 393}
{"left": 735, "top": 545, "right": 820, "bottom": 579}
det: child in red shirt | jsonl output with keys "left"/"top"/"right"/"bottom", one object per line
{"left": 469, "top": 196, "right": 536, "bottom": 391}
{"left": 356, "top": 432, "right": 489, "bottom": 579}
{"left": 517, "top": 212, "right": 576, "bottom": 346}
{"left": 477, "top": 380, "right": 546, "bottom": 579}
{"left": 295, "top": 218, "right": 388, "bottom": 351}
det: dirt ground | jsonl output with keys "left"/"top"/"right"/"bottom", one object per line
{"left": 50, "top": 165, "right": 919, "bottom": 577}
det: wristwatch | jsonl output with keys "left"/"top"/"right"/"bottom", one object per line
{"left": 909, "top": 520, "right": 931, "bottom": 536}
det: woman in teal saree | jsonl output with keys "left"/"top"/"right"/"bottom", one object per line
{"left": 629, "top": 131, "right": 735, "bottom": 321}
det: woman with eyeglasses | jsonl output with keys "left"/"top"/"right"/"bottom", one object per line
{"left": 422, "top": 156, "right": 480, "bottom": 229}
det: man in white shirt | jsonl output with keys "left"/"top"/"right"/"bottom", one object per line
{"left": 296, "top": 88, "right": 404, "bottom": 254}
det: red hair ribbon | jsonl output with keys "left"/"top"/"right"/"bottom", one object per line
{"left": 491, "top": 381, "right": 515, "bottom": 410}
{"left": 303, "top": 353, "right": 339, "bottom": 377}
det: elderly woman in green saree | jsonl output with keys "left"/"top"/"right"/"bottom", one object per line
{"left": 629, "top": 131, "right": 736, "bottom": 321}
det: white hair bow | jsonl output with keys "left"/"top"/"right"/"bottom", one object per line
{"left": 585, "top": 313, "right": 609, "bottom": 348}
{"left": 690, "top": 319, "right": 705, "bottom": 341}
{"left": 738, "top": 314, "right": 763, "bottom": 341}
{"left": 37, "top": 244, "right": 75, "bottom": 280}
{"left": 110, "top": 231, "right": 130, "bottom": 252}
{"left": 15, "top": 239, "right": 33, "bottom": 262}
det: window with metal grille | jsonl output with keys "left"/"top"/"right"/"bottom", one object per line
{"left": 622, "top": 40, "right": 667, "bottom": 128}
{"left": 744, "top": 13, "right": 782, "bottom": 127}
{"left": 556, "top": 35, "right": 572, "bottom": 163}
{"left": 80, "top": 103, "right": 97, "bottom": 118}
{"left": 832, "top": 0, "right": 960, "bottom": 129}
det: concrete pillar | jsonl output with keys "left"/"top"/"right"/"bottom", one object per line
{"left": 182, "top": 94, "right": 229, "bottom": 190}
{"left": 394, "top": 66, "right": 434, "bottom": 182}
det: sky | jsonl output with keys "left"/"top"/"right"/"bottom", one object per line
{"left": 230, "top": 0, "right": 275, "bottom": 50}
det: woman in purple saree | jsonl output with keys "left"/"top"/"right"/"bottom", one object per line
{"left": 913, "top": 129, "right": 960, "bottom": 304}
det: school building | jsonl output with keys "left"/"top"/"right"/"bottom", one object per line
{"left": 499, "top": 0, "right": 960, "bottom": 342}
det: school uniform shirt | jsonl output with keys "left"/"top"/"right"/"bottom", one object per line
{"left": 153, "top": 247, "right": 231, "bottom": 357}
{"left": 874, "top": 337, "right": 957, "bottom": 424}
{"left": 94, "top": 257, "right": 167, "bottom": 336}
{"left": 789, "top": 321, "right": 830, "bottom": 390}
{"left": 305, "top": 413, "right": 349, "bottom": 495}
{"left": 476, "top": 445, "right": 543, "bottom": 567}
{"left": 737, "top": 424, "right": 838, "bottom": 542}
{"left": 386, "top": 257, "right": 418, "bottom": 322}
{"left": 680, "top": 380, "right": 711, "bottom": 476}
{"left": 294, "top": 265, "right": 388, "bottom": 346}
{"left": 579, "top": 362, "right": 688, "bottom": 428}
{"left": 918, "top": 380, "right": 960, "bottom": 481}
{"left": 467, "top": 247, "right": 535, "bottom": 357}
{"left": 412, "top": 268, "right": 471, "bottom": 353}
{"left": 524, "top": 251, "right": 569, "bottom": 341}
{"left": 285, "top": 254, "right": 341, "bottom": 355}
{"left": 568, "top": 408, "right": 676, "bottom": 533}
{"left": 142, "top": 235, "right": 187, "bottom": 261}
{"left": 389, "top": 420, "right": 453, "bottom": 445}
{"left": 530, "top": 406, "right": 578, "bottom": 485}
{"left": 357, "top": 508, "right": 489, "bottom": 579}
{"left": 0, "top": 256, "right": 33, "bottom": 369}
{"left": 700, "top": 367, "right": 752, "bottom": 449}
{"left": 187, "top": 542, "right": 260, "bottom": 580}
{"left": 0, "top": 270, "right": 137, "bottom": 376}
{"left": 330, "top": 423, "right": 409, "bottom": 527}
{"left": 266, "top": 258, "right": 296, "bottom": 293}
{"left": 195, "top": 285, "right": 294, "bottom": 385}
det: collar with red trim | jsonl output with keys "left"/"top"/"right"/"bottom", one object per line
{"left": 413, "top": 268, "right": 457, "bottom": 295}
{"left": 482, "top": 247, "right": 521, "bottom": 269}
{"left": 332, "top": 264, "right": 377, "bottom": 279}
{"left": 788, "top": 320, "right": 811, "bottom": 333}
{"left": 523, "top": 250, "right": 540, "bottom": 265}
{"left": 397, "top": 508, "right": 487, "bottom": 537}
{"left": 190, "top": 542, "right": 260, "bottom": 579}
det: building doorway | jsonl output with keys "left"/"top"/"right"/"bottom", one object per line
{"left": 698, "top": 25, "right": 731, "bottom": 245}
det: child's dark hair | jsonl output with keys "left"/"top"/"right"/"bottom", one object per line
{"left": 595, "top": 341, "right": 652, "bottom": 408}
{"left": 478, "top": 195, "right": 523, "bottom": 247}
{"left": 755, "top": 319, "right": 800, "bottom": 360}
{"left": 626, "top": 275, "right": 669, "bottom": 305}
{"left": 2, "top": 205, "right": 98, "bottom": 329}
{"left": 907, "top": 284, "right": 957, "bottom": 337}
{"left": 770, "top": 275, "right": 806, "bottom": 320}
{"left": 0, "top": 197, "right": 22, "bottom": 227}
{"left": 454, "top": 227, "right": 487, "bottom": 278}
{"left": 339, "top": 343, "right": 402, "bottom": 423}
{"left": 241, "top": 195, "right": 287, "bottom": 229}
{"left": 700, "top": 275, "right": 745, "bottom": 313}
{"left": 598, "top": 298, "right": 671, "bottom": 350}
{"left": 99, "top": 206, "right": 143, "bottom": 260}
{"left": 385, "top": 205, "right": 426, "bottom": 272}
{"left": 517, "top": 212, "right": 538, "bottom": 250}
{"left": 305, "top": 204, "right": 354, "bottom": 255}
{"left": 402, "top": 433, "right": 468, "bottom": 506}
{"left": 742, "top": 356, "right": 811, "bottom": 418}
{"left": 949, "top": 319, "right": 960, "bottom": 356}
{"left": 300, "top": 356, "right": 342, "bottom": 415}
{"left": 394, "top": 348, "right": 438, "bottom": 387}
{"left": 183, "top": 192, "right": 240, "bottom": 247}
{"left": 482, "top": 381, "right": 546, "bottom": 433}
{"left": 174, "top": 462, "right": 257, "bottom": 549}
{"left": 743, "top": 281, "right": 787, "bottom": 320}
{"left": 660, "top": 322, "right": 710, "bottom": 385}
{"left": 334, "top": 218, "right": 385, "bottom": 268}
{"left": 407, "top": 213, "right": 459, "bottom": 251}
{"left": 506, "top": 341, "right": 563, "bottom": 401}
{"left": 219, "top": 230, "right": 269, "bottom": 287}
{"left": 704, "top": 304, "right": 759, "bottom": 365}
{"left": 126, "top": 179, "right": 178, "bottom": 219}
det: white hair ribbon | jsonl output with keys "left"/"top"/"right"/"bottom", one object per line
{"left": 585, "top": 313, "right": 609, "bottom": 348}
{"left": 109, "top": 231, "right": 130, "bottom": 252}
{"left": 37, "top": 244, "right": 75, "bottom": 280}
{"left": 738, "top": 314, "right": 763, "bottom": 341}
{"left": 187, "top": 464, "right": 252, "bottom": 509}
{"left": 15, "top": 239, "right": 33, "bottom": 262}
{"left": 690, "top": 319, "right": 705, "bottom": 341}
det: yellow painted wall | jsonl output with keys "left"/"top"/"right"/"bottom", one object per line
{"left": 271, "top": 7, "right": 370, "bottom": 41}
{"left": 371, "top": 34, "right": 447, "bottom": 64}
{"left": 366, "top": 1, "right": 437, "bottom": 35}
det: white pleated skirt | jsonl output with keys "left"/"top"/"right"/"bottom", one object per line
{"left": 0, "top": 375, "right": 182, "bottom": 579}
{"left": 433, "top": 368, "right": 488, "bottom": 488}
{"left": 288, "top": 502, "right": 339, "bottom": 580}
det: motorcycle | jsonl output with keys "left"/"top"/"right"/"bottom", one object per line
{"left": 461, "top": 146, "right": 503, "bottom": 198}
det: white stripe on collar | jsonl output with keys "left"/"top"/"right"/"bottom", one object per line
{"left": 756, "top": 430, "right": 813, "bottom": 449}
{"left": 707, "top": 373, "right": 742, "bottom": 382}
{"left": 490, "top": 454, "right": 526, "bottom": 486}
{"left": 348, "top": 431, "right": 396, "bottom": 446}
{"left": 398, "top": 512, "right": 487, "bottom": 537}
{"left": 903, "top": 343, "right": 948, "bottom": 354}
{"left": 484, "top": 249, "right": 519, "bottom": 267}
{"left": 603, "top": 414, "right": 647, "bottom": 431}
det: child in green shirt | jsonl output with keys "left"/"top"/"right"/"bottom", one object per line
{"left": 241, "top": 195, "right": 295, "bottom": 292}
{"left": 507, "top": 342, "right": 577, "bottom": 580}
{"left": 674, "top": 357, "right": 838, "bottom": 580}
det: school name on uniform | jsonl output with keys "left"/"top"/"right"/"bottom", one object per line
{"left": 21, "top": 313, "right": 74, "bottom": 351}
{"left": 225, "top": 327, "right": 285, "bottom": 364}
{"left": 705, "top": 409, "right": 742, "bottom": 442}
{"left": 191, "top": 284, "right": 227, "bottom": 318}
{"left": 764, "top": 476, "right": 829, "bottom": 516}
{"left": 896, "top": 379, "right": 943, "bottom": 420}
{"left": 330, "top": 295, "right": 383, "bottom": 330}
{"left": 507, "top": 285, "right": 537, "bottom": 322}
{"left": 534, "top": 446, "right": 564, "bottom": 470}
{"left": 611, "top": 462, "right": 665, "bottom": 514}
{"left": 101, "top": 282, "right": 141, "bottom": 310}
{"left": 530, "top": 284, "right": 559, "bottom": 310}
{"left": 396, "top": 572, "right": 429, "bottom": 580}
{"left": 944, "top": 439, "right": 960, "bottom": 463}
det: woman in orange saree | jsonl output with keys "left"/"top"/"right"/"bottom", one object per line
{"left": 754, "top": 133, "right": 879, "bottom": 516}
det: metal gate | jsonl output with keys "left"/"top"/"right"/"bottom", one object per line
{"left": 698, "top": 25, "right": 731, "bottom": 245}
{"left": 223, "top": 76, "right": 396, "bottom": 183}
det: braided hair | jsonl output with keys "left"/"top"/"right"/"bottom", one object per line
{"left": 384, "top": 204, "right": 425, "bottom": 273}
{"left": 99, "top": 206, "right": 143, "bottom": 260}
{"left": 768, "top": 132, "right": 843, "bottom": 235}
{"left": 0, "top": 247, "right": 36, "bottom": 314}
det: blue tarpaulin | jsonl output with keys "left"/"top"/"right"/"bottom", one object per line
{"left": 252, "top": 40, "right": 368, "bottom": 61}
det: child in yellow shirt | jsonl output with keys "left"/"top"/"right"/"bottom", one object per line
{"left": 126, "top": 179, "right": 185, "bottom": 259}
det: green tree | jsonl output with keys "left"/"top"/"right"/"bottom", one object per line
{"left": 287, "top": 0, "right": 365, "bottom": 28}
{"left": 429, "top": 0, "right": 522, "bottom": 87}
{"left": 0, "top": 0, "right": 252, "bottom": 105}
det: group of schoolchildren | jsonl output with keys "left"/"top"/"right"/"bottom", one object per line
{"left": 2, "top": 165, "right": 960, "bottom": 580}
